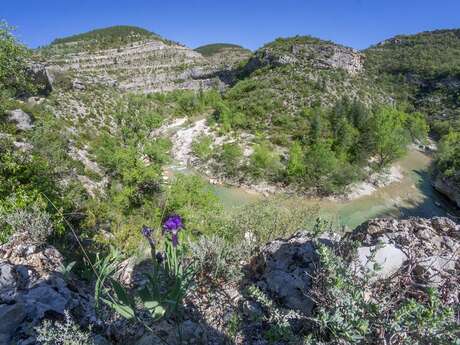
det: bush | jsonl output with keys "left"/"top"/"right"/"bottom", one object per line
{"left": 306, "top": 243, "right": 460, "bottom": 344}
{"left": 224, "top": 197, "right": 317, "bottom": 246}
{"left": 189, "top": 234, "right": 248, "bottom": 282}
{"left": 191, "top": 135, "right": 213, "bottom": 161}
{"left": 217, "top": 143, "right": 243, "bottom": 177}
{"left": 248, "top": 142, "right": 282, "bottom": 181}
{"left": 2, "top": 205, "right": 53, "bottom": 243}
{"left": 35, "top": 311, "right": 95, "bottom": 345}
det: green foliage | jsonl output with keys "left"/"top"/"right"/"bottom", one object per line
{"left": 306, "top": 244, "right": 459, "bottom": 344}
{"left": 95, "top": 220, "right": 194, "bottom": 325}
{"left": 166, "top": 174, "right": 223, "bottom": 238}
{"left": 370, "top": 106, "right": 410, "bottom": 168}
{"left": 0, "top": 21, "right": 39, "bottom": 99}
{"left": 40, "top": 25, "right": 166, "bottom": 56}
{"left": 217, "top": 143, "right": 243, "bottom": 177}
{"left": 35, "top": 311, "right": 96, "bottom": 345}
{"left": 189, "top": 234, "right": 246, "bottom": 282}
{"left": 435, "top": 131, "right": 460, "bottom": 182}
{"left": 191, "top": 134, "right": 213, "bottom": 161}
{"left": 286, "top": 141, "right": 305, "bottom": 181}
{"left": 248, "top": 142, "right": 282, "bottom": 181}
{"left": 1, "top": 205, "right": 53, "bottom": 243}
{"left": 223, "top": 197, "right": 317, "bottom": 246}
{"left": 195, "top": 43, "right": 250, "bottom": 56}
{"left": 365, "top": 29, "right": 460, "bottom": 136}
{"left": 0, "top": 107, "right": 87, "bottom": 243}
{"left": 211, "top": 95, "right": 425, "bottom": 194}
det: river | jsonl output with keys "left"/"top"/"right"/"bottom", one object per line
{"left": 207, "top": 148, "right": 459, "bottom": 229}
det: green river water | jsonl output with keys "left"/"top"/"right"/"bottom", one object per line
{"left": 208, "top": 149, "right": 459, "bottom": 229}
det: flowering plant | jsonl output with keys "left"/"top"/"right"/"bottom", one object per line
{"left": 95, "top": 213, "right": 193, "bottom": 325}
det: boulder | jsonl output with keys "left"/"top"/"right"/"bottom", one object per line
{"left": 348, "top": 217, "right": 459, "bottom": 302}
{"left": 251, "top": 232, "right": 337, "bottom": 315}
{"left": 0, "top": 302, "right": 26, "bottom": 345}
{"left": 27, "top": 62, "right": 53, "bottom": 94}
{"left": 354, "top": 243, "right": 407, "bottom": 279}
{"left": 6, "top": 109, "right": 34, "bottom": 130}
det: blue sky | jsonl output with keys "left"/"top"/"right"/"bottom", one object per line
{"left": 2, "top": 0, "right": 460, "bottom": 50}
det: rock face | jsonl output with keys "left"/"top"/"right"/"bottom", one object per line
{"left": 433, "top": 174, "right": 460, "bottom": 208}
{"left": 245, "top": 38, "right": 364, "bottom": 76}
{"left": 0, "top": 233, "right": 97, "bottom": 345}
{"left": 349, "top": 217, "right": 460, "bottom": 300}
{"left": 27, "top": 62, "right": 54, "bottom": 94}
{"left": 43, "top": 38, "right": 246, "bottom": 93}
{"left": 251, "top": 217, "right": 459, "bottom": 316}
{"left": 292, "top": 43, "right": 364, "bottom": 74}
{"left": 251, "top": 232, "right": 337, "bottom": 315}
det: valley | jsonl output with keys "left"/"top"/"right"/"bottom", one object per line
{"left": 0, "top": 20, "right": 459, "bottom": 345}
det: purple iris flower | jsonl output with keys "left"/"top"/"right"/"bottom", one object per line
{"left": 163, "top": 215, "right": 183, "bottom": 247}
{"left": 141, "top": 225, "right": 155, "bottom": 246}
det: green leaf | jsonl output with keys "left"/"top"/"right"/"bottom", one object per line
{"left": 101, "top": 298, "right": 135, "bottom": 319}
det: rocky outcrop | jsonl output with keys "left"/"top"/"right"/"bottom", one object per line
{"left": 244, "top": 39, "right": 364, "bottom": 76}
{"left": 43, "top": 38, "right": 247, "bottom": 93}
{"left": 433, "top": 174, "right": 460, "bottom": 208}
{"left": 27, "top": 62, "right": 54, "bottom": 94}
{"left": 0, "top": 233, "right": 98, "bottom": 345}
{"left": 250, "top": 217, "right": 459, "bottom": 316}
{"left": 348, "top": 217, "right": 459, "bottom": 297}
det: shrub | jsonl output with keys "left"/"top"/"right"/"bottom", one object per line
{"left": 35, "top": 310, "right": 95, "bottom": 345}
{"left": 306, "top": 243, "right": 460, "bottom": 344}
{"left": 248, "top": 142, "right": 282, "bottom": 181}
{"left": 189, "top": 234, "right": 247, "bottom": 282}
{"left": 191, "top": 135, "right": 213, "bottom": 161}
{"left": 2, "top": 205, "right": 53, "bottom": 243}
{"left": 224, "top": 197, "right": 317, "bottom": 246}
{"left": 217, "top": 143, "right": 243, "bottom": 177}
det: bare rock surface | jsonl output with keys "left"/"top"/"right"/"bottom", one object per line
{"left": 433, "top": 174, "right": 460, "bottom": 208}
{"left": 348, "top": 217, "right": 460, "bottom": 301}
{"left": 0, "top": 233, "right": 97, "bottom": 345}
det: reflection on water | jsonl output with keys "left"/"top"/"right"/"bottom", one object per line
{"left": 207, "top": 149, "right": 459, "bottom": 229}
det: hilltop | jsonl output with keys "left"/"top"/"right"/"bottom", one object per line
{"left": 38, "top": 26, "right": 249, "bottom": 93}
{"left": 195, "top": 43, "right": 251, "bottom": 57}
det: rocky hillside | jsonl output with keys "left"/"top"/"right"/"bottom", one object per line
{"left": 365, "top": 29, "right": 460, "bottom": 135}
{"left": 1, "top": 216, "right": 458, "bottom": 344}
{"left": 38, "top": 26, "right": 249, "bottom": 93}
{"left": 227, "top": 35, "right": 389, "bottom": 116}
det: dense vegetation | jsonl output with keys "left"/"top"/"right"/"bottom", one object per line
{"left": 365, "top": 29, "right": 460, "bottom": 137}
{"left": 365, "top": 29, "right": 460, "bottom": 196}
{"left": 207, "top": 94, "right": 427, "bottom": 194}
{"left": 195, "top": 43, "right": 251, "bottom": 56}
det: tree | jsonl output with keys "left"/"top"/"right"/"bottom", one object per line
{"left": 0, "top": 21, "right": 35, "bottom": 96}
{"left": 371, "top": 107, "right": 409, "bottom": 168}
{"left": 286, "top": 141, "right": 305, "bottom": 181}
{"left": 406, "top": 112, "right": 429, "bottom": 142}
{"left": 304, "top": 141, "right": 341, "bottom": 193}
{"left": 435, "top": 131, "right": 460, "bottom": 181}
